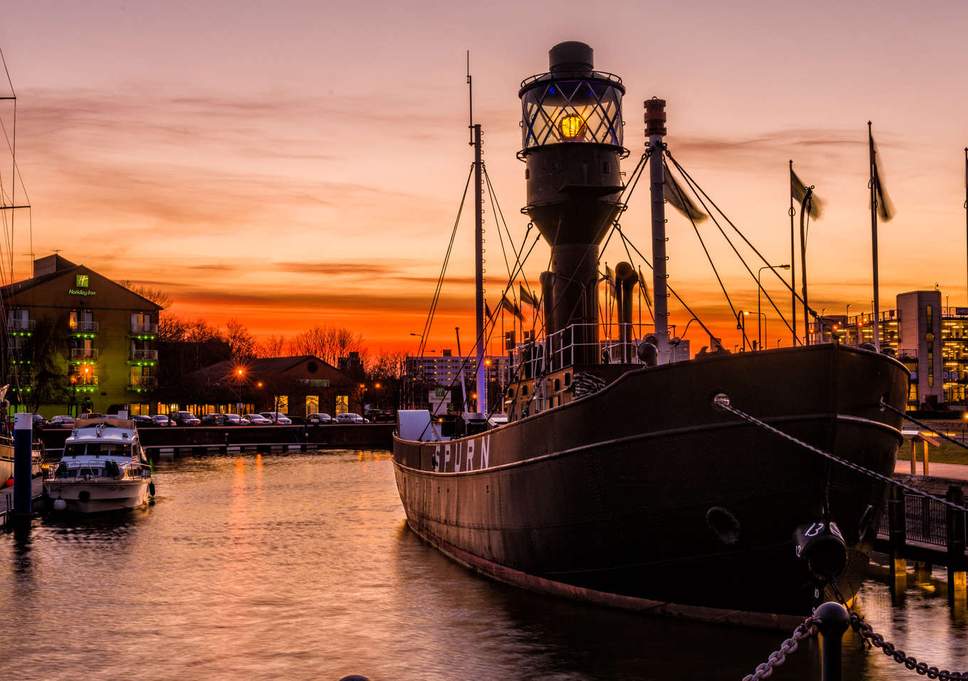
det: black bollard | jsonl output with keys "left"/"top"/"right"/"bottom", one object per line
{"left": 338, "top": 676, "right": 370, "bottom": 681}
{"left": 814, "top": 601, "right": 849, "bottom": 681}
{"left": 13, "top": 412, "right": 32, "bottom": 516}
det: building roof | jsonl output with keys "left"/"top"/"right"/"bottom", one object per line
{"left": 188, "top": 355, "right": 357, "bottom": 387}
{"left": 0, "top": 256, "right": 162, "bottom": 310}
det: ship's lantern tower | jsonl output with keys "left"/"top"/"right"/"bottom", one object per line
{"left": 519, "top": 41, "right": 626, "bottom": 365}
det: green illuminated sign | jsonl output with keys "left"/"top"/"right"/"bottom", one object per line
{"left": 69, "top": 288, "right": 96, "bottom": 296}
{"left": 75, "top": 274, "right": 89, "bottom": 288}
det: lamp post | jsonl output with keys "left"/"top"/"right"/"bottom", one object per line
{"left": 234, "top": 366, "right": 246, "bottom": 412}
{"left": 738, "top": 311, "right": 748, "bottom": 351}
{"left": 757, "top": 264, "right": 790, "bottom": 349}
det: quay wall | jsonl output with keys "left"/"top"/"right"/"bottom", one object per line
{"left": 39, "top": 424, "right": 394, "bottom": 455}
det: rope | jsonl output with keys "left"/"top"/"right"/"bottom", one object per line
{"left": 662, "top": 156, "right": 739, "bottom": 325}
{"left": 879, "top": 400, "right": 968, "bottom": 452}
{"left": 712, "top": 393, "right": 968, "bottom": 513}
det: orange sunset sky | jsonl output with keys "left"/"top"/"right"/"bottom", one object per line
{"left": 1, "top": 1, "right": 968, "bottom": 355}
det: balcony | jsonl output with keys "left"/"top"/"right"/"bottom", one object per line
{"left": 129, "top": 348, "right": 159, "bottom": 362}
{"left": 70, "top": 320, "right": 99, "bottom": 336}
{"left": 127, "top": 377, "right": 157, "bottom": 392}
{"left": 130, "top": 322, "right": 158, "bottom": 336}
{"left": 70, "top": 347, "right": 99, "bottom": 361}
{"left": 7, "top": 318, "right": 35, "bottom": 333}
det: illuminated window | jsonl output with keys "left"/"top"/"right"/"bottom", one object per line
{"left": 335, "top": 395, "right": 349, "bottom": 414}
{"left": 75, "top": 274, "right": 89, "bottom": 288}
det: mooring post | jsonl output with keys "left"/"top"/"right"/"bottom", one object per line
{"left": 13, "top": 412, "right": 32, "bottom": 516}
{"left": 888, "top": 485, "right": 907, "bottom": 599}
{"left": 923, "top": 440, "right": 930, "bottom": 476}
{"left": 946, "top": 485, "right": 967, "bottom": 606}
{"left": 910, "top": 438, "right": 917, "bottom": 476}
{"left": 815, "top": 601, "right": 849, "bottom": 681}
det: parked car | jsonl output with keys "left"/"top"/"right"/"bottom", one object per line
{"left": 364, "top": 409, "right": 395, "bottom": 423}
{"left": 335, "top": 412, "right": 365, "bottom": 424}
{"left": 307, "top": 412, "right": 333, "bottom": 425}
{"left": 131, "top": 415, "right": 155, "bottom": 427}
{"left": 31, "top": 413, "right": 46, "bottom": 428}
{"left": 151, "top": 414, "right": 173, "bottom": 427}
{"left": 170, "top": 410, "right": 201, "bottom": 427}
{"left": 242, "top": 413, "right": 272, "bottom": 425}
{"left": 223, "top": 413, "right": 244, "bottom": 426}
{"left": 259, "top": 411, "right": 292, "bottom": 425}
{"left": 47, "top": 415, "right": 76, "bottom": 428}
{"left": 201, "top": 413, "right": 225, "bottom": 426}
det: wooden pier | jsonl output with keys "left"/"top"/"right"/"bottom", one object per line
{"left": 39, "top": 423, "right": 395, "bottom": 457}
{"left": 0, "top": 476, "right": 43, "bottom": 527}
{"left": 874, "top": 482, "right": 967, "bottom": 602}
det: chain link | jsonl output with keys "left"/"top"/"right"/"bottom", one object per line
{"left": 850, "top": 611, "right": 965, "bottom": 679}
{"left": 742, "top": 616, "right": 818, "bottom": 681}
{"left": 711, "top": 394, "right": 968, "bottom": 513}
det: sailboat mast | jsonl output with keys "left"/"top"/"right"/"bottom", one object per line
{"left": 789, "top": 160, "right": 797, "bottom": 346}
{"left": 868, "top": 121, "right": 881, "bottom": 352}
{"left": 467, "top": 53, "right": 486, "bottom": 414}
{"left": 645, "top": 98, "right": 669, "bottom": 362}
{"left": 964, "top": 147, "right": 967, "bottom": 305}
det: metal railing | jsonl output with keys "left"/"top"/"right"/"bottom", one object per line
{"left": 130, "top": 322, "right": 158, "bottom": 335}
{"left": 70, "top": 320, "right": 99, "bottom": 333}
{"left": 507, "top": 323, "right": 653, "bottom": 380}
{"left": 70, "top": 347, "right": 99, "bottom": 361}
{"left": 6, "top": 318, "right": 34, "bottom": 332}
{"left": 130, "top": 348, "right": 158, "bottom": 361}
{"left": 879, "top": 489, "right": 967, "bottom": 550}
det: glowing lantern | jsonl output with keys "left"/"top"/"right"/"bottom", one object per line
{"left": 558, "top": 113, "right": 586, "bottom": 141}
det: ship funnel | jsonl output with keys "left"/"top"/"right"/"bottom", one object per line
{"left": 614, "top": 262, "right": 637, "bottom": 361}
{"left": 519, "top": 43, "right": 627, "bottom": 365}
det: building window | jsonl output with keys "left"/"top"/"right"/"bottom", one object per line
{"left": 335, "top": 394, "right": 349, "bottom": 414}
{"left": 306, "top": 395, "right": 319, "bottom": 414}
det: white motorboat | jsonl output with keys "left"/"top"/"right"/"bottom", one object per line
{"left": 45, "top": 417, "right": 154, "bottom": 513}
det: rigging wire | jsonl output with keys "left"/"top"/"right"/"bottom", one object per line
{"left": 665, "top": 150, "right": 798, "bottom": 341}
{"left": 662, "top": 156, "right": 739, "bottom": 325}
{"left": 416, "top": 164, "right": 474, "bottom": 358}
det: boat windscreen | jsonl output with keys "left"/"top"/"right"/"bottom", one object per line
{"left": 65, "top": 443, "right": 131, "bottom": 457}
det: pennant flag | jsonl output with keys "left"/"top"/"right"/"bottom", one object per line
{"left": 637, "top": 267, "right": 653, "bottom": 309}
{"left": 485, "top": 301, "right": 493, "bottom": 319}
{"left": 519, "top": 284, "right": 538, "bottom": 308}
{"left": 869, "top": 128, "right": 895, "bottom": 222}
{"left": 500, "top": 295, "right": 524, "bottom": 320}
{"left": 663, "top": 171, "right": 708, "bottom": 222}
{"left": 790, "top": 167, "right": 823, "bottom": 220}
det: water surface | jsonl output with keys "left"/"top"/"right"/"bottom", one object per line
{"left": 1, "top": 451, "right": 964, "bottom": 680}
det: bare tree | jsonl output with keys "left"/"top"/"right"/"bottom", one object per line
{"left": 225, "top": 319, "right": 257, "bottom": 362}
{"left": 120, "top": 281, "right": 173, "bottom": 309}
{"left": 288, "top": 325, "right": 364, "bottom": 365}
{"left": 256, "top": 335, "right": 287, "bottom": 358}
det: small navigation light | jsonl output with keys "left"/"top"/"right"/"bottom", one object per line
{"left": 558, "top": 113, "right": 586, "bottom": 141}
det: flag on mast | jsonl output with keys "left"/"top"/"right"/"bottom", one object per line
{"left": 663, "top": 169, "right": 708, "bottom": 222}
{"left": 519, "top": 283, "right": 538, "bottom": 308}
{"left": 790, "top": 168, "right": 823, "bottom": 220}
{"left": 869, "top": 129, "right": 895, "bottom": 222}
{"left": 500, "top": 295, "right": 524, "bottom": 320}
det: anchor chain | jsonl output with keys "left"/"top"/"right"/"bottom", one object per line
{"left": 741, "top": 615, "right": 818, "bottom": 681}
{"left": 710, "top": 394, "right": 968, "bottom": 513}
{"left": 850, "top": 611, "right": 966, "bottom": 679}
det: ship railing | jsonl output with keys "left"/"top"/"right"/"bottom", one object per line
{"left": 506, "top": 323, "right": 647, "bottom": 380}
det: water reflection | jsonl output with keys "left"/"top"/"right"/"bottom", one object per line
{"left": 0, "top": 450, "right": 962, "bottom": 681}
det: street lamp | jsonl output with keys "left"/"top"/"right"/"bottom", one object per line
{"left": 757, "top": 264, "right": 790, "bottom": 349}
{"left": 738, "top": 311, "right": 748, "bottom": 351}
{"left": 234, "top": 366, "right": 246, "bottom": 410}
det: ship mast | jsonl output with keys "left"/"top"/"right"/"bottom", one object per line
{"left": 468, "top": 53, "right": 486, "bottom": 414}
{"left": 645, "top": 98, "right": 669, "bottom": 362}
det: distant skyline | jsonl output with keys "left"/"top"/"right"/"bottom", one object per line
{"left": 2, "top": 1, "right": 968, "bottom": 353}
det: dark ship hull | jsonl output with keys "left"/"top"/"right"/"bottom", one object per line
{"left": 393, "top": 344, "right": 908, "bottom": 621}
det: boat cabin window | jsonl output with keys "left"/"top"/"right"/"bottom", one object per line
{"left": 64, "top": 443, "right": 131, "bottom": 457}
